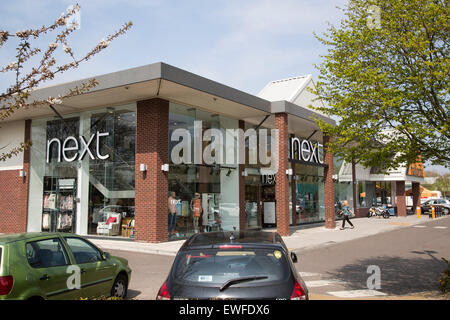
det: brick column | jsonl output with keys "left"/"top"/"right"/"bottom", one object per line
{"left": 412, "top": 182, "right": 421, "bottom": 214}
{"left": 396, "top": 181, "right": 407, "bottom": 217}
{"left": 0, "top": 120, "right": 31, "bottom": 234}
{"left": 135, "top": 98, "right": 169, "bottom": 243}
{"left": 275, "top": 113, "right": 290, "bottom": 236}
{"left": 323, "top": 134, "right": 336, "bottom": 229}
{"left": 239, "top": 120, "right": 246, "bottom": 232}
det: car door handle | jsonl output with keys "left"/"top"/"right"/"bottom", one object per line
{"left": 40, "top": 274, "right": 50, "bottom": 281}
{"left": 80, "top": 268, "right": 86, "bottom": 274}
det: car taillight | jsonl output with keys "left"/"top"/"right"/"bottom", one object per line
{"left": 156, "top": 281, "right": 171, "bottom": 300}
{"left": 0, "top": 276, "right": 14, "bottom": 296}
{"left": 290, "top": 280, "right": 307, "bottom": 300}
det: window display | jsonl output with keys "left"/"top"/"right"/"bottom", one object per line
{"left": 168, "top": 103, "right": 239, "bottom": 241}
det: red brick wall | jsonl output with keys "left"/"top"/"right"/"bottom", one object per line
{"left": 275, "top": 113, "right": 290, "bottom": 236}
{"left": 0, "top": 120, "right": 30, "bottom": 234}
{"left": 135, "top": 99, "right": 169, "bottom": 243}
{"left": 323, "top": 135, "right": 336, "bottom": 229}
{"left": 396, "top": 181, "right": 406, "bottom": 217}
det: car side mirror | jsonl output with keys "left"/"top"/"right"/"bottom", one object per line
{"left": 102, "top": 252, "right": 111, "bottom": 260}
{"left": 290, "top": 252, "right": 298, "bottom": 263}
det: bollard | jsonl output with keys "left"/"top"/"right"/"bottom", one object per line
{"left": 416, "top": 206, "right": 421, "bottom": 219}
{"left": 432, "top": 206, "right": 435, "bottom": 219}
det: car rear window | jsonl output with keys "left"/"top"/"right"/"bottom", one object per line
{"left": 172, "top": 248, "right": 290, "bottom": 286}
{"left": 26, "top": 238, "right": 69, "bottom": 268}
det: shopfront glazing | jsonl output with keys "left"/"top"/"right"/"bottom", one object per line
{"left": 27, "top": 103, "right": 136, "bottom": 237}
{"left": 167, "top": 102, "right": 240, "bottom": 240}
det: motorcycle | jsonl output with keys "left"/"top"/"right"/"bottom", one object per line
{"left": 368, "top": 206, "right": 390, "bottom": 219}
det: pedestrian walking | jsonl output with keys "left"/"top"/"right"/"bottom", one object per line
{"left": 340, "top": 200, "right": 354, "bottom": 230}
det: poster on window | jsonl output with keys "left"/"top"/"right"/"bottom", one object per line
{"left": 263, "top": 202, "right": 276, "bottom": 224}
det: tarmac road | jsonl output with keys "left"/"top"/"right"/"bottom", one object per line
{"left": 295, "top": 216, "right": 450, "bottom": 299}
{"left": 109, "top": 216, "right": 450, "bottom": 300}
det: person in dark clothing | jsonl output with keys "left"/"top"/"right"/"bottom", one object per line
{"left": 340, "top": 200, "right": 354, "bottom": 230}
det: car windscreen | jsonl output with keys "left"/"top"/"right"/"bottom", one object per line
{"left": 172, "top": 248, "right": 290, "bottom": 286}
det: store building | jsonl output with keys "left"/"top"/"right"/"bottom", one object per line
{"left": 335, "top": 156, "right": 425, "bottom": 217}
{"left": 1, "top": 62, "right": 342, "bottom": 242}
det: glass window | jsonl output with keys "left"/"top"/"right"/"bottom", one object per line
{"left": 294, "top": 163, "right": 325, "bottom": 224}
{"left": 167, "top": 103, "right": 240, "bottom": 241}
{"left": 65, "top": 237, "right": 103, "bottom": 264}
{"left": 28, "top": 105, "right": 136, "bottom": 238}
{"left": 26, "top": 238, "right": 69, "bottom": 268}
{"left": 87, "top": 107, "right": 136, "bottom": 237}
{"left": 172, "top": 248, "right": 289, "bottom": 285}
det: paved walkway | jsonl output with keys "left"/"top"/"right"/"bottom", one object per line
{"left": 90, "top": 214, "right": 449, "bottom": 256}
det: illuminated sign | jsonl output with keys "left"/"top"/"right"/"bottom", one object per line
{"left": 46, "top": 131, "right": 110, "bottom": 163}
{"left": 289, "top": 137, "right": 324, "bottom": 164}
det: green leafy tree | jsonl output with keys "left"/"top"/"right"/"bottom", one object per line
{"left": 312, "top": 0, "right": 449, "bottom": 171}
{"left": 432, "top": 174, "right": 450, "bottom": 198}
{"left": 0, "top": 4, "right": 132, "bottom": 161}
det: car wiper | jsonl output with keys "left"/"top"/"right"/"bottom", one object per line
{"left": 219, "top": 276, "right": 269, "bottom": 291}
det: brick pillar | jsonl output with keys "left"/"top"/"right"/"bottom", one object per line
{"left": 396, "top": 181, "right": 407, "bottom": 217}
{"left": 135, "top": 98, "right": 169, "bottom": 243}
{"left": 323, "top": 134, "right": 336, "bottom": 229}
{"left": 412, "top": 182, "right": 421, "bottom": 214}
{"left": 275, "top": 113, "right": 290, "bottom": 236}
{"left": 239, "top": 120, "right": 246, "bottom": 232}
{"left": 0, "top": 120, "right": 31, "bottom": 234}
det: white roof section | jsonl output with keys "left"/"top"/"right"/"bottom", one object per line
{"left": 257, "top": 75, "right": 312, "bottom": 102}
{"left": 257, "top": 74, "right": 328, "bottom": 117}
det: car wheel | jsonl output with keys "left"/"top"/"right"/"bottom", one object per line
{"left": 444, "top": 208, "right": 449, "bottom": 215}
{"left": 111, "top": 274, "right": 128, "bottom": 299}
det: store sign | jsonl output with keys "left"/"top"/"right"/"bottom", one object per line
{"left": 407, "top": 158, "right": 425, "bottom": 178}
{"left": 261, "top": 174, "right": 276, "bottom": 185}
{"left": 289, "top": 137, "right": 324, "bottom": 164}
{"left": 46, "top": 131, "right": 110, "bottom": 163}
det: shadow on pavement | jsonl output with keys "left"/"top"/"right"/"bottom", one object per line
{"left": 325, "top": 251, "right": 448, "bottom": 296}
{"left": 127, "top": 289, "right": 142, "bottom": 300}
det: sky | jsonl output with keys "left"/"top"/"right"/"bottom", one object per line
{"left": 0, "top": 0, "right": 448, "bottom": 174}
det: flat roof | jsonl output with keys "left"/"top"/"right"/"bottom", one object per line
{"left": 2, "top": 62, "right": 334, "bottom": 130}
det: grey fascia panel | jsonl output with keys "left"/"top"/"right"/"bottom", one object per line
{"left": 271, "top": 100, "right": 335, "bottom": 126}
{"left": 25, "top": 62, "right": 163, "bottom": 103}
{"left": 160, "top": 63, "right": 271, "bottom": 113}
{"left": 24, "top": 62, "right": 271, "bottom": 114}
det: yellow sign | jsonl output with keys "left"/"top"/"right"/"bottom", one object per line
{"left": 407, "top": 157, "right": 425, "bottom": 178}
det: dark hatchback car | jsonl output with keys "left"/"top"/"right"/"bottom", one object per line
{"left": 156, "top": 231, "right": 308, "bottom": 300}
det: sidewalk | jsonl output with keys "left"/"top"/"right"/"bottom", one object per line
{"left": 90, "top": 215, "right": 449, "bottom": 256}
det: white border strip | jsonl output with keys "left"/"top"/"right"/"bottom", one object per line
{"left": 0, "top": 165, "right": 23, "bottom": 171}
